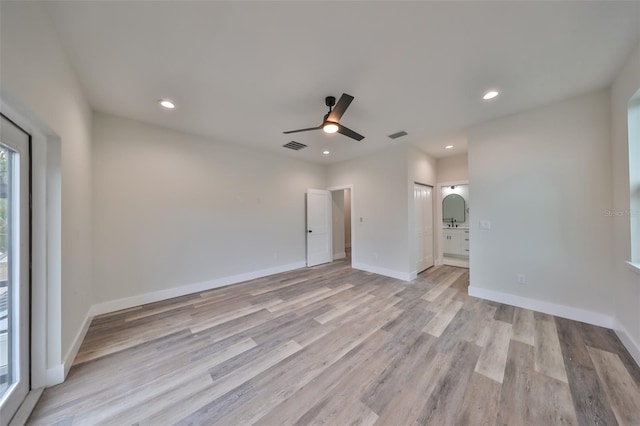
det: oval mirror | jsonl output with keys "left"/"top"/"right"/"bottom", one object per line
{"left": 443, "top": 193, "right": 465, "bottom": 223}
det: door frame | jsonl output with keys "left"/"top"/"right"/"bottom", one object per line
{"left": 1, "top": 92, "right": 63, "bottom": 394}
{"left": 327, "top": 184, "right": 354, "bottom": 264}
{"left": 413, "top": 182, "right": 435, "bottom": 275}
{"left": 436, "top": 180, "right": 469, "bottom": 266}
{"left": 0, "top": 113, "right": 31, "bottom": 424}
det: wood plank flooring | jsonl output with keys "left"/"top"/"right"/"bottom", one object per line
{"left": 27, "top": 261, "right": 640, "bottom": 425}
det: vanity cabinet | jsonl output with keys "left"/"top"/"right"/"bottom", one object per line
{"left": 443, "top": 228, "right": 469, "bottom": 258}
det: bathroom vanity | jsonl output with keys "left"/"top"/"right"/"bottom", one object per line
{"left": 443, "top": 227, "right": 469, "bottom": 258}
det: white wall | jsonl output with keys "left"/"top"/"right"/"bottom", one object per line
{"left": 327, "top": 144, "right": 436, "bottom": 280}
{"left": 328, "top": 145, "right": 411, "bottom": 280}
{"left": 0, "top": 2, "right": 93, "bottom": 381}
{"left": 92, "top": 112, "right": 326, "bottom": 306}
{"left": 437, "top": 153, "right": 468, "bottom": 183}
{"left": 331, "top": 190, "right": 346, "bottom": 259}
{"left": 468, "top": 90, "right": 614, "bottom": 324}
{"left": 611, "top": 40, "right": 640, "bottom": 365}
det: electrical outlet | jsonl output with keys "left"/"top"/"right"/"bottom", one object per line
{"left": 517, "top": 274, "right": 526, "bottom": 285}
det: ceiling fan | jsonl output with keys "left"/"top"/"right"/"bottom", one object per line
{"left": 283, "top": 93, "right": 365, "bottom": 141}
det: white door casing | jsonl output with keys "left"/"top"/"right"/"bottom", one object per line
{"left": 306, "top": 189, "right": 332, "bottom": 267}
{"left": 0, "top": 115, "right": 30, "bottom": 426}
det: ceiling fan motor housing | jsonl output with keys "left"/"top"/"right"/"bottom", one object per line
{"left": 325, "top": 96, "right": 336, "bottom": 107}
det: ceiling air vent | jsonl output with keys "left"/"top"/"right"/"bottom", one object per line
{"left": 388, "top": 130, "right": 408, "bottom": 140}
{"left": 283, "top": 141, "right": 308, "bottom": 151}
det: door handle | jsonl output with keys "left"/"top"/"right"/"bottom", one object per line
{"left": 308, "top": 230, "right": 312, "bottom": 233}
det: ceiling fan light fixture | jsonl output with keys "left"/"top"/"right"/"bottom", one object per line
{"left": 323, "top": 122, "right": 339, "bottom": 134}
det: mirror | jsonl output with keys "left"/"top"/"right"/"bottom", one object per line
{"left": 443, "top": 193, "right": 465, "bottom": 223}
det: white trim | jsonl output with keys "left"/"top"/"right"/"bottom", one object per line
{"left": 333, "top": 252, "right": 346, "bottom": 260}
{"left": 613, "top": 319, "right": 640, "bottom": 368}
{"left": 409, "top": 271, "right": 418, "bottom": 280}
{"left": 61, "top": 309, "right": 93, "bottom": 380}
{"left": 626, "top": 261, "right": 640, "bottom": 275}
{"left": 1, "top": 93, "right": 63, "bottom": 393}
{"left": 352, "top": 261, "right": 412, "bottom": 282}
{"left": 8, "top": 388, "right": 44, "bottom": 426}
{"left": 45, "top": 365, "right": 64, "bottom": 387}
{"left": 91, "top": 261, "right": 306, "bottom": 316}
{"left": 468, "top": 286, "right": 614, "bottom": 328}
{"left": 29, "top": 128, "right": 49, "bottom": 390}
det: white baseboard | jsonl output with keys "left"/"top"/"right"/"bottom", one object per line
{"left": 352, "top": 261, "right": 412, "bottom": 282}
{"left": 91, "top": 261, "right": 306, "bottom": 316}
{"left": 45, "top": 364, "right": 64, "bottom": 387}
{"left": 613, "top": 319, "right": 640, "bottom": 368}
{"left": 63, "top": 309, "right": 93, "bottom": 378}
{"left": 45, "top": 308, "right": 93, "bottom": 386}
{"left": 468, "top": 286, "right": 614, "bottom": 329}
{"left": 333, "top": 252, "right": 346, "bottom": 260}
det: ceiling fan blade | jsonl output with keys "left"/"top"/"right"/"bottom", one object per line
{"left": 327, "top": 93, "right": 354, "bottom": 123}
{"left": 283, "top": 125, "right": 323, "bottom": 134}
{"left": 337, "top": 124, "right": 364, "bottom": 141}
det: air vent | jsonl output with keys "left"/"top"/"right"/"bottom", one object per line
{"left": 283, "top": 141, "right": 308, "bottom": 151}
{"left": 388, "top": 131, "right": 408, "bottom": 140}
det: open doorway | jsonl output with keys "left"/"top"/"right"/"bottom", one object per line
{"left": 438, "top": 182, "right": 469, "bottom": 268}
{"left": 329, "top": 186, "right": 353, "bottom": 265}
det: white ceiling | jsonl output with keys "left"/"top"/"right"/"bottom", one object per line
{"left": 42, "top": 1, "right": 640, "bottom": 164}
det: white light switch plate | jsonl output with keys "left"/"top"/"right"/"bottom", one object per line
{"left": 479, "top": 220, "right": 492, "bottom": 230}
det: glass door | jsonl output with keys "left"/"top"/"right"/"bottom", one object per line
{"left": 0, "top": 115, "right": 30, "bottom": 425}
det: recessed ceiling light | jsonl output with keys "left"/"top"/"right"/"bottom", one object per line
{"left": 159, "top": 99, "right": 176, "bottom": 109}
{"left": 445, "top": 145, "right": 454, "bottom": 149}
{"left": 323, "top": 150, "right": 330, "bottom": 155}
{"left": 482, "top": 90, "right": 499, "bottom": 101}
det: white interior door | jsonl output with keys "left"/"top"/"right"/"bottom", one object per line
{"left": 415, "top": 183, "right": 434, "bottom": 273}
{"left": 306, "top": 189, "right": 332, "bottom": 267}
{"left": 0, "top": 115, "right": 30, "bottom": 426}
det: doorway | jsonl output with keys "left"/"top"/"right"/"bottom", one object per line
{"left": 329, "top": 185, "right": 353, "bottom": 265}
{"left": 439, "top": 183, "right": 469, "bottom": 268}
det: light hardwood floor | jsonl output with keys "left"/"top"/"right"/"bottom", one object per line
{"left": 28, "top": 260, "right": 640, "bottom": 425}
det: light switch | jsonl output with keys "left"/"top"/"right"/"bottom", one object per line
{"left": 479, "top": 220, "right": 492, "bottom": 230}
